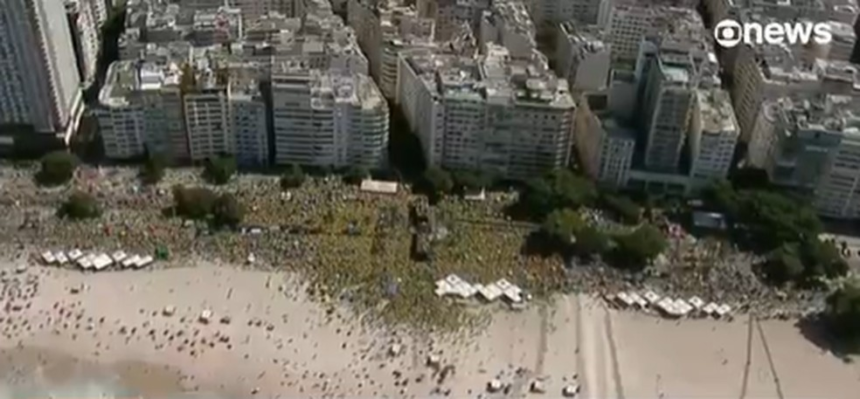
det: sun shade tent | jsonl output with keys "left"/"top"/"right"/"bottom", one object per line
{"left": 715, "top": 304, "right": 732, "bottom": 317}
{"left": 360, "top": 179, "right": 398, "bottom": 194}
{"left": 41, "top": 251, "right": 56, "bottom": 265}
{"left": 702, "top": 302, "right": 719, "bottom": 316}
{"left": 111, "top": 251, "right": 128, "bottom": 263}
{"left": 478, "top": 283, "right": 503, "bottom": 301}
{"left": 67, "top": 249, "right": 83, "bottom": 261}
{"left": 688, "top": 296, "right": 705, "bottom": 310}
{"left": 674, "top": 298, "right": 693, "bottom": 316}
{"left": 628, "top": 292, "right": 647, "bottom": 308}
{"left": 616, "top": 292, "right": 634, "bottom": 307}
{"left": 77, "top": 254, "right": 95, "bottom": 270}
{"left": 55, "top": 252, "right": 69, "bottom": 265}
{"left": 92, "top": 254, "right": 113, "bottom": 271}
{"left": 643, "top": 290, "right": 661, "bottom": 305}
{"left": 135, "top": 255, "right": 154, "bottom": 269}
{"left": 122, "top": 255, "right": 141, "bottom": 268}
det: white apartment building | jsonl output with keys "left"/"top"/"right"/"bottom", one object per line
{"left": 749, "top": 95, "right": 860, "bottom": 219}
{"left": 348, "top": 0, "right": 434, "bottom": 98}
{"left": 479, "top": 0, "right": 536, "bottom": 60}
{"left": 96, "top": 61, "right": 188, "bottom": 160}
{"left": 528, "top": 0, "right": 604, "bottom": 27}
{"left": 0, "top": 0, "right": 84, "bottom": 148}
{"left": 416, "top": 0, "right": 489, "bottom": 41}
{"left": 271, "top": 70, "right": 389, "bottom": 169}
{"left": 65, "top": 0, "right": 106, "bottom": 84}
{"left": 637, "top": 37, "right": 720, "bottom": 173}
{"left": 688, "top": 89, "right": 738, "bottom": 181}
{"left": 732, "top": 44, "right": 830, "bottom": 142}
{"left": 573, "top": 95, "right": 635, "bottom": 187}
{"left": 555, "top": 22, "right": 611, "bottom": 92}
{"left": 231, "top": 80, "right": 270, "bottom": 167}
{"left": 606, "top": 6, "right": 706, "bottom": 64}
{"left": 184, "top": 83, "right": 235, "bottom": 162}
{"left": 398, "top": 44, "right": 576, "bottom": 180}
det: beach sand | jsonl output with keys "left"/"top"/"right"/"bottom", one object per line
{"left": 1, "top": 261, "right": 858, "bottom": 398}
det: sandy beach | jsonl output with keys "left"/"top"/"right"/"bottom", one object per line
{"left": 1, "top": 260, "right": 859, "bottom": 398}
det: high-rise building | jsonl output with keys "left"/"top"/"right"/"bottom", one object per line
{"left": 0, "top": 0, "right": 84, "bottom": 149}
{"left": 636, "top": 42, "right": 718, "bottom": 173}
{"left": 555, "top": 21, "right": 610, "bottom": 92}
{"left": 398, "top": 44, "right": 576, "bottom": 180}
{"left": 748, "top": 95, "right": 860, "bottom": 219}
{"left": 573, "top": 93, "right": 635, "bottom": 187}
{"left": 271, "top": 69, "right": 389, "bottom": 169}
{"left": 688, "top": 89, "right": 738, "bottom": 181}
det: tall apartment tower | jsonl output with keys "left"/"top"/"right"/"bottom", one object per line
{"left": 0, "top": 0, "right": 84, "bottom": 149}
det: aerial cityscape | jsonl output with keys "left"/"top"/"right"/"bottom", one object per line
{"left": 2, "top": 0, "right": 860, "bottom": 397}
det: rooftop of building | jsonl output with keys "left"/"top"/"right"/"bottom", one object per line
{"left": 697, "top": 89, "right": 738, "bottom": 135}
{"left": 272, "top": 67, "right": 385, "bottom": 110}
{"left": 404, "top": 44, "right": 574, "bottom": 108}
{"left": 99, "top": 60, "right": 183, "bottom": 107}
{"left": 764, "top": 94, "right": 860, "bottom": 137}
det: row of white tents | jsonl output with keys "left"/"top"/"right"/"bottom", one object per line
{"left": 434, "top": 274, "right": 524, "bottom": 303}
{"left": 40, "top": 249, "right": 154, "bottom": 271}
{"left": 609, "top": 290, "right": 733, "bottom": 319}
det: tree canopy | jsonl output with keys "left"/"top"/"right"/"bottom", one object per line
{"left": 212, "top": 193, "right": 245, "bottom": 228}
{"left": 824, "top": 279, "right": 860, "bottom": 349}
{"left": 140, "top": 151, "right": 167, "bottom": 185}
{"left": 37, "top": 151, "right": 79, "bottom": 186}
{"left": 517, "top": 169, "right": 596, "bottom": 220}
{"left": 343, "top": 165, "right": 369, "bottom": 185}
{"left": 452, "top": 169, "right": 493, "bottom": 194}
{"left": 280, "top": 163, "right": 306, "bottom": 190}
{"left": 611, "top": 224, "right": 667, "bottom": 270}
{"left": 760, "top": 244, "right": 805, "bottom": 285}
{"left": 202, "top": 155, "right": 236, "bottom": 185}
{"left": 58, "top": 191, "right": 101, "bottom": 220}
{"left": 541, "top": 209, "right": 583, "bottom": 248}
{"left": 172, "top": 185, "right": 217, "bottom": 220}
{"left": 601, "top": 194, "right": 641, "bottom": 225}
{"left": 423, "top": 166, "right": 453, "bottom": 195}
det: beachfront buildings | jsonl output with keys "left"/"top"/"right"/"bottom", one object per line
{"left": 95, "top": 0, "right": 389, "bottom": 169}
{"left": 0, "top": 0, "right": 85, "bottom": 151}
{"left": 554, "top": 21, "right": 611, "bottom": 93}
{"left": 574, "top": 94, "right": 636, "bottom": 187}
{"left": 64, "top": 0, "right": 108, "bottom": 85}
{"left": 398, "top": 44, "right": 576, "bottom": 180}
{"left": 271, "top": 70, "right": 389, "bottom": 169}
{"left": 747, "top": 95, "right": 860, "bottom": 219}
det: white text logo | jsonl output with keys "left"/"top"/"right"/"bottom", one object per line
{"left": 713, "top": 19, "right": 832, "bottom": 48}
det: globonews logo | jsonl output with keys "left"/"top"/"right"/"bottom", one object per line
{"left": 713, "top": 19, "right": 832, "bottom": 48}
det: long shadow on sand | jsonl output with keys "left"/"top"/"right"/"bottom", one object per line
{"left": 795, "top": 316, "right": 857, "bottom": 363}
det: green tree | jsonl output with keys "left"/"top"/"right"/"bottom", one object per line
{"left": 602, "top": 194, "right": 641, "bottom": 225}
{"left": 800, "top": 238, "right": 848, "bottom": 282}
{"left": 737, "top": 190, "right": 822, "bottom": 250}
{"left": 212, "top": 193, "right": 245, "bottom": 228}
{"left": 58, "top": 191, "right": 101, "bottom": 219}
{"left": 547, "top": 169, "right": 596, "bottom": 210}
{"left": 452, "top": 170, "right": 491, "bottom": 194}
{"left": 518, "top": 178, "right": 555, "bottom": 220}
{"left": 172, "top": 185, "right": 217, "bottom": 220}
{"left": 423, "top": 166, "right": 453, "bottom": 195}
{"left": 702, "top": 179, "right": 738, "bottom": 215}
{"left": 37, "top": 151, "right": 79, "bottom": 186}
{"left": 203, "top": 155, "right": 236, "bottom": 185}
{"left": 343, "top": 165, "right": 369, "bottom": 185}
{"left": 824, "top": 279, "right": 860, "bottom": 347}
{"left": 140, "top": 151, "right": 167, "bottom": 185}
{"left": 541, "top": 209, "right": 584, "bottom": 248}
{"left": 280, "top": 163, "right": 305, "bottom": 189}
{"left": 760, "top": 244, "right": 804, "bottom": 285}
{"left": 574, "top": 226, "right": 610, "bottom": 259}
{"left": 612, "top": 224, "right": 667, "bottom": 270}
